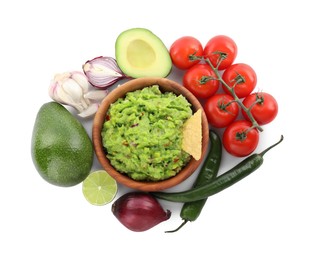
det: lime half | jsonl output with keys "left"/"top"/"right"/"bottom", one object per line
{"left": 82, "top": 170, "right": 117, "bottom": 206}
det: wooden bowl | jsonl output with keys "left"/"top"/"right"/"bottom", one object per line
{"left": 92, "top": 77, "right": 209, "bottom": 191}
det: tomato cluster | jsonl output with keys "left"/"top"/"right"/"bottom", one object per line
{"left": 169, "top": 35, "right": 278, "bottom": 157}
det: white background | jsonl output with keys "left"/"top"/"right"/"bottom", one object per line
{"left": 1, "top": 0, "right": 309, "bottom": 259}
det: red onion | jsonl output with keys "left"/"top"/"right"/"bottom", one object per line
{"left": 112, "top": 192, "right": 171, "bottom": 232}
{"left": 83, "top": 56, "right": 127, "bottom": 89}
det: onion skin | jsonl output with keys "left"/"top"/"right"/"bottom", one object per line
{"left": 112, "top": 192, "right": 171, "bottom": 232}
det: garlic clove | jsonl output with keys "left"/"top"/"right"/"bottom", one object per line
{"left": 84, "top": 89, "right": 109, "bottom": 102}
{"left": 77, "top": 103, "right": 99, "bottom": 118}
{"left": 48, "top": 80, "right": 62, "bottom": 103}
{"left": 49, "top": 73, "right": 88, "bottom": 112}
{"left": 71, "top": 71, "right": 91, "bottom": 94}
{"left": 61, "top": 78, "right": 85, "bottom": 101}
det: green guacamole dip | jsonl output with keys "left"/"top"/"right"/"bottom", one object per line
{"left": 102, "top": 85, "right": 192, "bottom": 181}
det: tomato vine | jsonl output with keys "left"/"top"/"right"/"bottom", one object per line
{"left": 191, "top": 54, "right": 264, "bottom": 132}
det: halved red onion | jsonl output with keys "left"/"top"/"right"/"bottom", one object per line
{"left": 83, "top": 56, "right": 127, "bottom": 89}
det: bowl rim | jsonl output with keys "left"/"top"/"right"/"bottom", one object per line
{"left": 92, "top": 77, "right": 209, "bottom": 191}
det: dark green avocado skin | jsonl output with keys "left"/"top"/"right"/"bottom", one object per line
{"left": 31, "top": 102, "right": 93, "bottom": 187}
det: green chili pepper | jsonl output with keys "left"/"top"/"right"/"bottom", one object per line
{"left": 165, "top": 130, "right": 222, "bottom": 233}
{"left": 153, "top": 135, "right": 284, "bottom": 203}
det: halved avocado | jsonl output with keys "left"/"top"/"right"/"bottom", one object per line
{"left": 115, "top": 28, "right": 172, "bottom": 78}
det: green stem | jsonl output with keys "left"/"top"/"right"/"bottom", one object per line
{"left": 222, "top": 99, "right": 238, "bottom": 108}
{"left": 259, "top": 135, "right": 284, "bottom": 157}
{"left": 203, "top": 57, "right": 264, "bottom": 132}
{"left": 165, "top": 220, "right": 188, "bottom": 233}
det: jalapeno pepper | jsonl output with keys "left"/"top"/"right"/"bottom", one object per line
{"left": 166, "top": 130, "right": 222, "bottom": 233}
{"left": 153, "top": 135, "right": 283, "bottom": 203}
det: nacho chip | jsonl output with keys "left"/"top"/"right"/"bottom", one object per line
{"left": 181, "top": 109, "right": 202, "bottom": 160}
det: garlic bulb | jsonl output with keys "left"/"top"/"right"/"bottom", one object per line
{"left": 49, "top": 71, "right": 108, "bottom": 118}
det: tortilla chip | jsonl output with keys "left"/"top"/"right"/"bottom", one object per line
{"left": 182, "top": 109, "right": 202, "bottom": 160}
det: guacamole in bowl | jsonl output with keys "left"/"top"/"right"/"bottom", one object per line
{"left": 101, "top": 85, "right": 192, "bottom": 181}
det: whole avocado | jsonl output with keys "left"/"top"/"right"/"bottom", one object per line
{"left": 31, "top": 102, "right": 93, "bottom": 187}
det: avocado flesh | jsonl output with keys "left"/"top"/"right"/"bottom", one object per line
{"left": 31, "top": 102, "right": 93, "bottom": 187}
{"left": 127, "top": 39, "right": 156, "bottom": 68}
{"left": 115, "top": 28, "right": 172, "bottom": 78}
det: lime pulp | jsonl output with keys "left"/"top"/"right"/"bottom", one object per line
{"left": 82, "top": 170, "right": 117, "bottom": 206}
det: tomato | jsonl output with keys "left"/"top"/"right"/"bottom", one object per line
{"left": 222, "top": 63, "right": 257, "bottom": 98}
{"left": 242, "top": 92, "right": 278, "bottom": 125}
{"left": 203, "top": 35, "right": 237, "bottom": 71}
{"left": 170, "top": 36, "right": 203, "bottom": 70}
{"left": 223, "top": 120, "right": 259, "bottom": 157}
{"left": 204, "top": 94, "right": 239, "bottom": 128}
{"left": 183, "top": 64, "right": 220, "bottom": 99}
